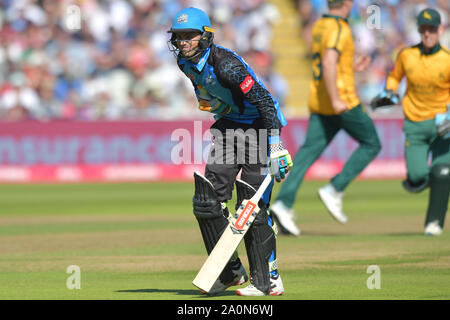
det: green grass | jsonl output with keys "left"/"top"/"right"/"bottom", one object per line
{"left": 0, "top": 180, "right": 449, "bottom": 300}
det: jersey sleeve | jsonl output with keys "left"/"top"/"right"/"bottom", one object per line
{"left": 386, "top": 49, "right": 406, "bottom": 92}
{"left": 216, "top": 56, "right": 282, "bottom": 134}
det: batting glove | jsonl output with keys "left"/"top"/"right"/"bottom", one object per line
{"left": 269, "top": 135, "right": 293, "bottom": 182}
{"left": 196, "top": 86, "right": 229, "bottom": 114}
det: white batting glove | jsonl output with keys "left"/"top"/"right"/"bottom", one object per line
{"left": 269, "top": 135, "right": 293, "bottom": 182}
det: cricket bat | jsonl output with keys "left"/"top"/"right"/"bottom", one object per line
{"left": 192, "top": 174, "right": 273, "bottom": 293}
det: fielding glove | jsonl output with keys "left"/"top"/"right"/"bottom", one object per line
{"left": 269, "top": 135, "right": 293, "bottom": 182}
{"left": 436, "top": 105, "right": 450, "bottom": 139}
{"left": 370, "top": 89, "right": 400, "bottom": 110}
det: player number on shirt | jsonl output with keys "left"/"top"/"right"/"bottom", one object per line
{"left": 312, "top": 52, "right": 322, "bottom": 81}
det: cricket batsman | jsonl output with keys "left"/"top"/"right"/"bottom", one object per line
{"left": 270, "top": 0, "right": 381, "bottom": 235}
{"left": 371, "top": 8, "right": 450, "bottom": 236}
{"left": 168, "top": 7, "right": 293, "bottom": 295}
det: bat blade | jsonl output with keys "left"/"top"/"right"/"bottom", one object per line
{"left": 192, "top": 219, "right": 250, "bottom": 293}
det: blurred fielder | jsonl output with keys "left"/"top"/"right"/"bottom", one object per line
{"left": 270, "top": 0, "right": 381, "bottom": 235}
{"left": 371, "top": 8, "right": 450, "bottom": 236}
{"left": 168, "top": 7, "right": 293, "bottom": 295}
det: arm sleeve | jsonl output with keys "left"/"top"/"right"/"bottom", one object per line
{"left": 216, "top": 56, "right": 282, "bottom": 134}
{"left": 386, "top": 50, "right": 405, "bottom": 92}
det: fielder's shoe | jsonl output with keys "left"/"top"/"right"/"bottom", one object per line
{"left": 402, "top": 179, "right": 429, "bottom": 193}
{"left": 270, "top": 201, "right": 301, "bottom": 236}
{"left": 425, "top": 220, "right": 443, "bottom": 236}
{"left": 235, "top": 273, "right": 284, "bottom": 296}
{"left": 318, "top": 184, "right": 348, "bottom": 224}
{"left": 204, "top": 260, "right": 248, "bottom": 295}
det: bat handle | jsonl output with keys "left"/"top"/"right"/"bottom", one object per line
{"left": 251, "top": 174, "right": 273, "bottom": 202}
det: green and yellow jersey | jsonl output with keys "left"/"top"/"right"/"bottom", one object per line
{"left": 308, "top": 14, "right": 360, "bottom": 115}
{"left": 386, "top": 43, "right": 450, "bottom": 122}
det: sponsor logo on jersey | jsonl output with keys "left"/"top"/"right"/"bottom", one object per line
{"left": 240, "top": 75, "right": 254, "bottom": 94}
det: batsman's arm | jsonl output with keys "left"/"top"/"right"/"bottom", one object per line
{"left": 216, "top": 57, "right": 282, "bottom": 135}
{"left": 216, "top": 56, "right": 292, "bottom": 180}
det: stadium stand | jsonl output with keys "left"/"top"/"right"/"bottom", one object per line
{"left": 0, "top": 0, "right": 448, "bottom": 121}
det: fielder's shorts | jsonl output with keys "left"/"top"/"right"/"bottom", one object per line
{"left": 404, "top": 118, "right": 450, "bottom": 184}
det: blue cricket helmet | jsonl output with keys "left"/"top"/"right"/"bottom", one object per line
{"left": 168, "top": 7, "right": 215, "bottom": 60}
{"left": 170, "top": 7, "right": 212, "bottom": 33}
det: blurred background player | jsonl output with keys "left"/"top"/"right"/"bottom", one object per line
{"left": 168, "top": 7, "right": 292, "bottom": 296}
{"left": 371, "top": 8, "right": 450, "bottom": 236}
{"left": 270, "top": 0, "right": 381, "bottom": 236}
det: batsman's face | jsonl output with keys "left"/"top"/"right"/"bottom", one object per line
{"left": 175, "top": 32, "right": 202, "bottom": 58}
{"left": 419, "top": 25, "right": 440, "bottom": 49}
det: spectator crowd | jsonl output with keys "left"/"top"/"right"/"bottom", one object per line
{"left": 0, "top": 0, "right": 448, "bottom": 121}
{"left": 0, "top": 0, "right": 285, "bottom": 121}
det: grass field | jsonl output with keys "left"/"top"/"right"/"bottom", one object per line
{"left": 0, "top": 179, "right": 449, "bottom": 300}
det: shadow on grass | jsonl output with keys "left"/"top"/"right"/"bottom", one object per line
{"left": 116, "top": 288, "right": 236, "bottom": 297}
{"left": 385, "top": 232, "right": 424, "bottom": 237}
{"left": 297, "top": 231, "right": 425, "bottom": 237}
{"left": 298, "top": 231, "right": 343, "bottom": 236}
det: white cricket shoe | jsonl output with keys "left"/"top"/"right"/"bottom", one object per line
{"left": 270, "top": 201, "right": 301, "bottom": 236}
{"left": 204, "top": 261, "right": 248, "bottom": 295}
{"left": 235, "top": 274, "right": 284, "bottom": 296}
{"left": 318, "top": 184, "right": 348, "bottom": 224}
{"left": 425, "top": 220, "right": 443, "bottom": 236}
